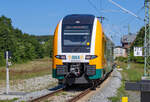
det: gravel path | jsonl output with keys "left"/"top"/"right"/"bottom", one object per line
{"left": 88, "top": 69, "right": 122, "bottom": 102}
{"left": 127, "top": 91, "right": 140, "bottom": 102}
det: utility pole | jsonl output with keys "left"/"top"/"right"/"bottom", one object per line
{"left": 6, "top": 51, "right": 9, "bottom": 94}
{"left": 144, "top": 0, "right": 150, "bottom": 77}
{"left": 126, "top": 1, "right": 150, "bottom": 102}
{"left": 108, "top": 0, "right": 150, "bottom": 101}
{"left": 127, "top": 24, "right": 130, "bottom": 69}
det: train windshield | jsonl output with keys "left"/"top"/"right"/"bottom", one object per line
{"left": 62, "top": 25, "right": 92, "bottom": 53}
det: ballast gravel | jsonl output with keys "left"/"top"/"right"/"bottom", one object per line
{"left": 15, "top": 87, "right": 61, "bottom": 102}
{"left": 0, "top": 69, "right": 123, "bottom": 102}
{"left": 0, "top": 75, "right": 57, "bottom": 100}
{"left": 13, "top": 75, "right": 57, "bottom": 92}
{"left": 0, "top": 75, "right": 57, "bottom": 94}
{"left": 88, "top": 69, "right": 122, "bottom": 102}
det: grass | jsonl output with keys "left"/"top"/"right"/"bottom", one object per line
{"left": 0, "top": 98, "right": 18, "bottom": 102}
{"left": 118, "top": 61, "right": 144, "bottom": 81}
{"left": 0, "top": 57, "right": 54, "bottom": 101}
{"left": 61, "top": 92, "right": 67, "bottom": 95}
{"left": 0, "top": 57, "right": 52, "bottom": 83}
{"left": 108, "top": 82, "right": 127, "bottom": 102}
{"left": 54, "top": 92, "right": 67, "bottom": 96}
{"left": 109, "top": 61, "right": 144, "bottom": 102}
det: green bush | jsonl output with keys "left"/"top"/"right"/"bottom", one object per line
{"left": 116, "top": 57, "right": 128, "bottom": 63}
{"left": 0, "top": 51, "right": 5, "bottom": 66}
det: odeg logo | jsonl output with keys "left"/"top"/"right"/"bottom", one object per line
{"left": 75, "top": 20, "right": 80, "bottom": 24}
{"left": 72, "top": 56, "right": 80, "bottom": 59}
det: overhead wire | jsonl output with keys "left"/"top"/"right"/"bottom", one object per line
{"left": 106, "top": 0, "right": 144, "bottom": 39}
{"left": 100, "top": 0, "right": 102, "bottom": 16}
{"left": 87, "top": 0, "right": 101, "bottom": 15}
{"left": 88, "top": 0, "right": 143, "bottom": 45}
{"left": 87, "top": 0, "right": 107, "bottom": 23}
{"left": 108, "top": 0, "right": 142, "bottom": 20}
{"left": 120, "top": 6, "right": 144, "bottom": 26}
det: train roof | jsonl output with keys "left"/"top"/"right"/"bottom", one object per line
{"left": 62, "top": 14, "right": 115, "bottom": 46}
{"left": 62, "top": 14, "right": 95, "bottom": 25}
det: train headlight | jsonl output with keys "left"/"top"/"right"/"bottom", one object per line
{"left": 55, "top": 55, "right": 66, "bottom": 60}
{"left": 85, "top": 55, "right": 97, "bottom": 60}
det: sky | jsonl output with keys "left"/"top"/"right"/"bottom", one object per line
{"left": 0, "top": 0, "right": 145, "bottom": 45}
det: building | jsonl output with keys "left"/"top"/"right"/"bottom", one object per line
{"left": 40, "top": 41, "right": 45, "bottom": 44}
{"left": 114, "top": 46, "right": 127, "bottom": 59}
{"left": 121, "top": 33, "right": 137, "bottom": 49}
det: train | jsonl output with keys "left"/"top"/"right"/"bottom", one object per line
{"left": 52, "top": 14, "right": 114, "bottom": 86}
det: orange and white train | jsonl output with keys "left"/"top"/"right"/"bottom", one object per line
{"left": 52, "top": 14, "right": 114, "bottom": 85}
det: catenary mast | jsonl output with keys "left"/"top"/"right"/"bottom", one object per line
{"left": 144, "top": 0, "right": 150, "bottom": 77}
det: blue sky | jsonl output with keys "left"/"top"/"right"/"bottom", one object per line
{"left": 0, "top": 0, "right": 144, "bottom": 45}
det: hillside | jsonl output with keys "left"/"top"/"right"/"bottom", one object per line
{"left": 34, "top": 35, "right": 53, "bottom": 42}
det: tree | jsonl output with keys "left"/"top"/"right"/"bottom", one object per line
{"left": 0, "top": 15, "right": 46, "bottom": 66}
{"left": 130, "top": 27, "right": 145, "bottom": 63}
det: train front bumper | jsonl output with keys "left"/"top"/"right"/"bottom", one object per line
{"left": 53, "top": 64, "right": 102, "bottom": 79}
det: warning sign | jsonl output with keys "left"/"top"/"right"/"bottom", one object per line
{"left": 134, "top": 47, "right": 143, "bottom": 56}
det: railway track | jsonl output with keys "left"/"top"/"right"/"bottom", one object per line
{"left": 30, "top": 70, "right": 113, "bottom": 102}
{"left": 67, "top": 87, "right": 91, "bottom": 102}
{"left": 67, "top": 70, "right": 112, "bottom": 102}
{"left": 30, "top": 87, "right": 65, "bottom": 102}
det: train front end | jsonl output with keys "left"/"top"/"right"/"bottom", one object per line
{"left": 52, "top": 14, "right": 103, "bottom": 85}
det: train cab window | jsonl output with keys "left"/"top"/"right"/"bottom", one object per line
{"left": 63, "top": 30, "right": 90, "bottom": 45}
{"left": 62, "top": 25, "right": 92, "bottom": 53}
